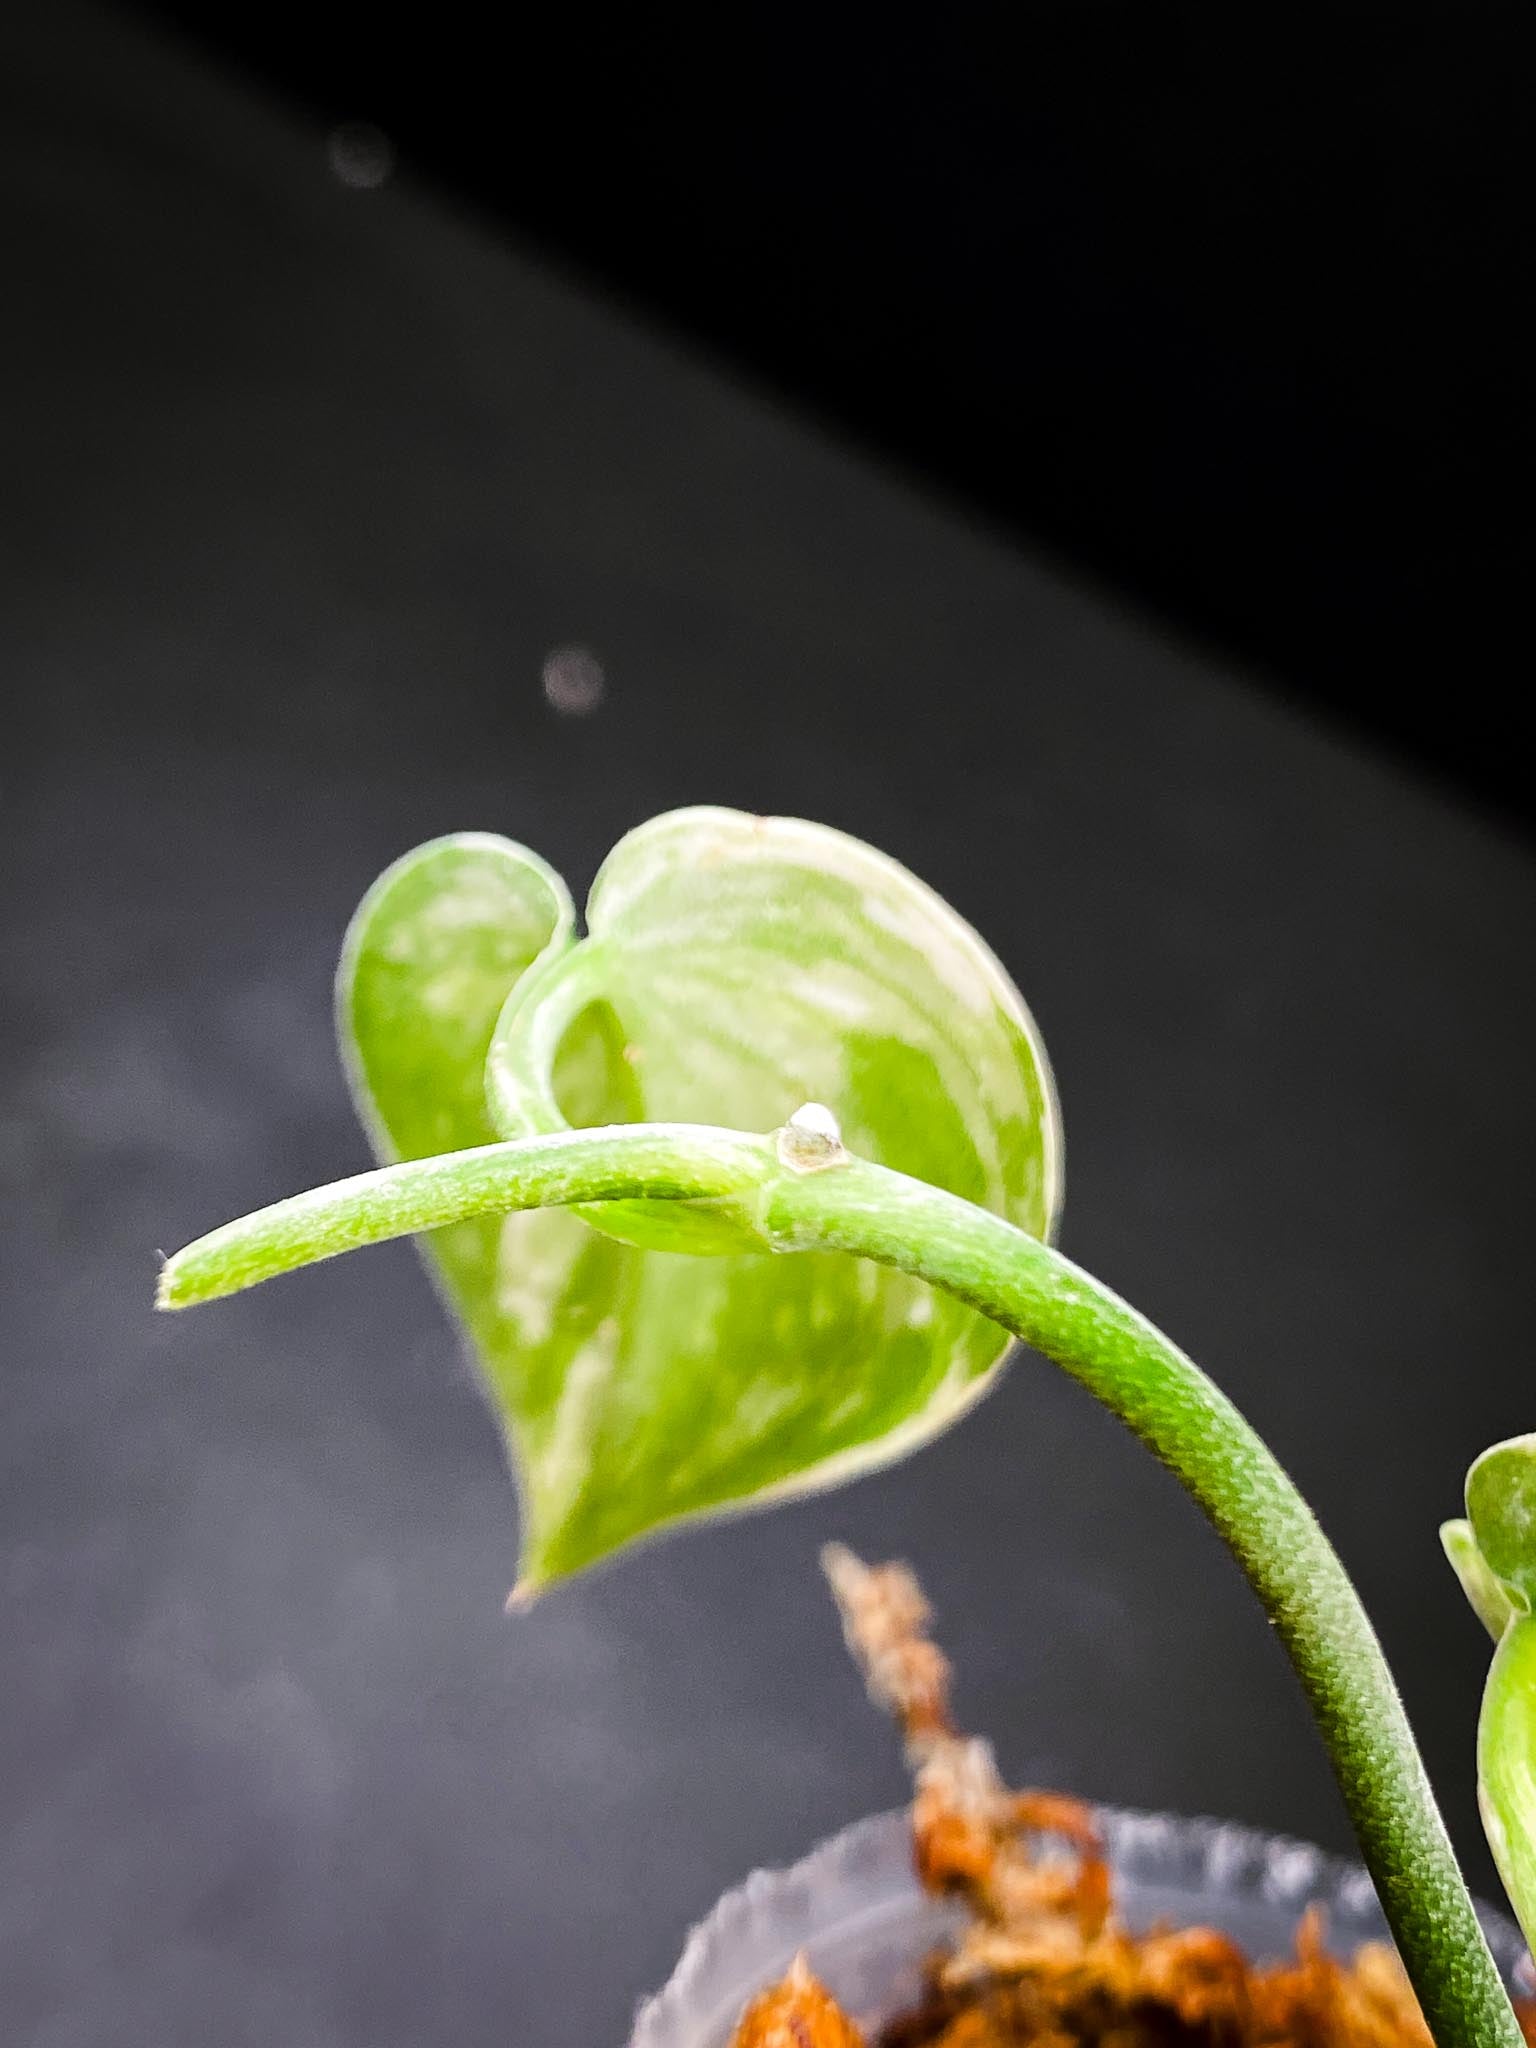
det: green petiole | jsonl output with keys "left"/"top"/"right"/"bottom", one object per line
{"left": 161, "top": 1118, "right": 1522, "bottom": 2048}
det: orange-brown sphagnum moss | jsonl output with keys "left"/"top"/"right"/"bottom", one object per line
{"left": 731, "top": 1953, "right": 866, "bottom": 2047}
{"left": 728, "top": 1553, "right": 1536, "bottom": 2048}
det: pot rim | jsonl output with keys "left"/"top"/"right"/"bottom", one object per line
{"left": 629, "top": 1801, "right": 1529, "bottom": 2048}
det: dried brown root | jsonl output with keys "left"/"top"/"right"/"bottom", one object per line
{"left": 822, "top": 1544, "right": 1112, "bottom": 1945}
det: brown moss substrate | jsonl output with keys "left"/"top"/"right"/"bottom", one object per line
{"left": 728, "top": 1550, "right": 1536, "bottom": 2048}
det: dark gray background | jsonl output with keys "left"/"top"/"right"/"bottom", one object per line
{"left": 130, "top": 0, "right": 1536, "bottom": 831}
{"left": 4, "top": 7, "right": 1535, "bottom": 2045}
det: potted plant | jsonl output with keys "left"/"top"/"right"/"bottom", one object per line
{"left": 159, "top": 808, "right": 1536, "bottom": 2047}
{"left": 659, "top": 1543, "right": 1529, "bottom": 2046}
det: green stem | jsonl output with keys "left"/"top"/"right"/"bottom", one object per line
{"left": 158, "top": 1125, "right": 1519, "bottom": 2046}
{"left": 157, "top": 1123, "right": 775, "bottom": 1308}
{"left": 762, "top": 1155, "right": 1521, "bottom": 2048}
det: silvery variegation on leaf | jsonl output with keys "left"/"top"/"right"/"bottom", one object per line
{"left": 338, "top": 809, "right": 1062, "bottom": 1591}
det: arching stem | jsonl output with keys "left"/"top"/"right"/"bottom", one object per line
{"left": 156, "top": 1123, "right": 775, "bottom": 1308}
{"left": 761, "top": 1154, "right": 1519, "bottom": 2048}
{"left": 158, "top": 1126, "right": 1520, "bottom": 2047}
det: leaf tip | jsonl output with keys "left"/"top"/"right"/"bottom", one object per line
{"left": 1442, "top": 1515, "right": 1518, "bottom": 1643}
{"left": 155, "top": 1254, "right": 184, "bottom": 1313}
{"left": 505, "top": 1577, "right": 543, "bottom": 1614}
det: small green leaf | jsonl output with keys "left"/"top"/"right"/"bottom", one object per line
{"left": 1462, "top": 1439, "right": 1536, "bottom": 1948}
{"left": 1479, "top": 1612, "right": 1536, "bottom": 1953}
{"left": 1441, "top": 1518, "right": 1518, "bottom": 1643}
{"left": 338, "top": 809, "right": 1061, "bottom": 1591}
{"left": 1466, "top": 1435, "right": 1536, "bottom": 1612}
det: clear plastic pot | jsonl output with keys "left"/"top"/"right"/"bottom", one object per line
{"left": 628, "top": 1805, "right": 1528, "bottom": 2048}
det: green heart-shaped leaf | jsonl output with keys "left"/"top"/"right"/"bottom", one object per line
{"left": 1477, "top": 1609, "right": 1536, "bottom": 1956}
{"left": 1464, "top": 1438, "right": 1536, "bottom": 1954}
{"left": 1467, "top": 1435, "right": 1536, "bottom": 1612}
{"left": 339, "top": 808, "right": 1061, "bottom": 1590}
